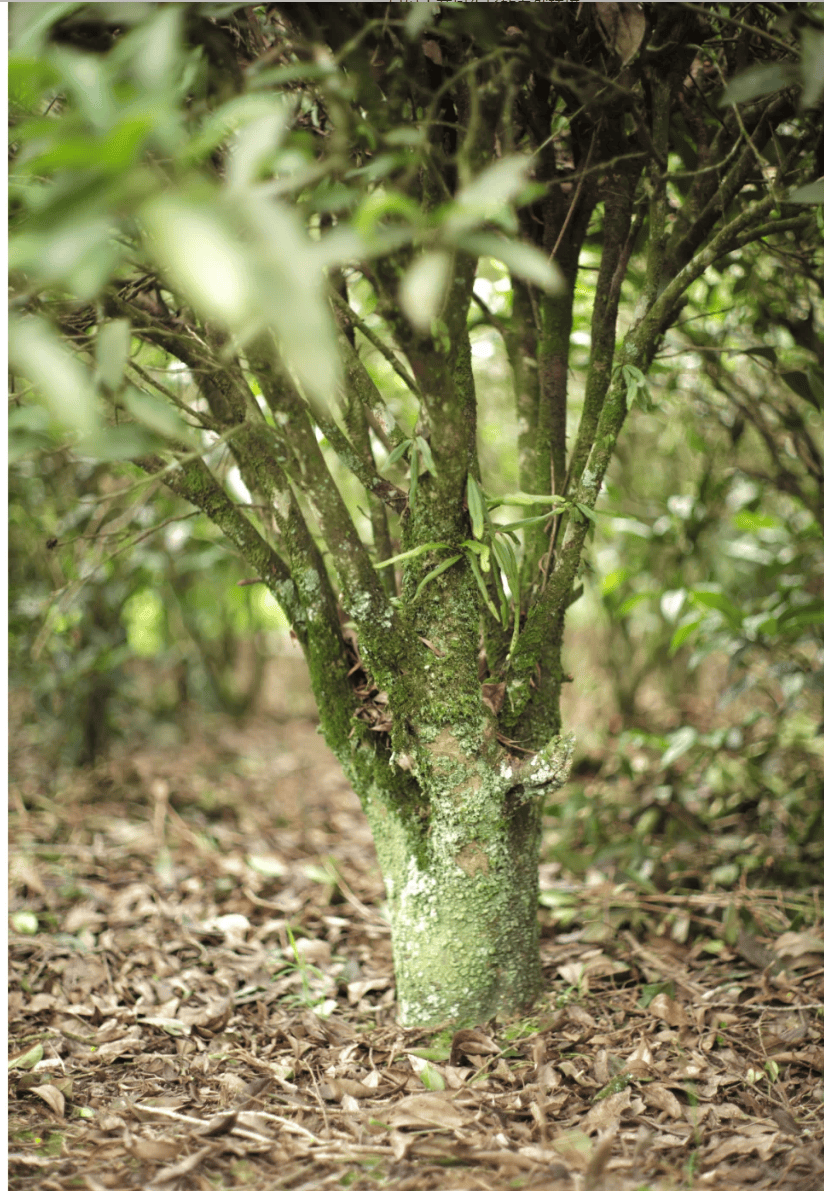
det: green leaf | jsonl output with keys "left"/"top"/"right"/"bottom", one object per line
{"left": 669, "top": 618, "right": 702, "bottom": 655}
{"left": 486, "top": 492, "right": 566, "bottom": 509}
{"left": 386, "top": 438, "right": 413, "bottom": 468}
{"left": 405, "top": 2, "right": 437, "bottom": 39}
{"left": 226, "top": 106, "right": 292, "bottom": 194}
{"left": 374, "top": 541, "right": 451, "bottom": 570}
{"left": 122, "top": 387, "right": 196, "bottom": 445}
{"left": 445, "top": 155, "right": 532, "bottom": 236}
{"left": 9, "top": 1042, "right": 44, "bottom": 1070}
{"left": 740, "top": 346, "right": 778, "bottom": 364}
{"left": 418, "top": 1061, "right": 446, "bottom": 1092}
{"left": 574, "top": 502, "right": 597, "bottom": 523}
{"left": 690, "top": 589, "right": 743, "bottom": 627}
{"left": 660, "top": 726, "right": 698, "bottom": 769}
{"left": 413, "top": 555, "right": 461, "bottom": 601}
{"left": 466, "top": 474, "right": 487, "bottom": 540}
{"left": 75, "top": 424, "right": 157, "bottom": 461}
{"left": 11, "top": 217, "right": 122, "bottom": 301}
{"left": 776, "top": 601, "right": 824, "bottom": 630}
{"left": 398, "top": 251, "right": 453, "bottom": 333}
{"left": 95, "top": 319, "right": 132, "bottom": 392}
{"left": 781, "top": 370, "right": 820, "bottom": 409}
{"left": 490, "top": 513, "right": 561, "bottom": 531}
{"left": 615, "top": 592, "right": 653, "bottom": 618}
{"left": 415, "top": 435, "right": 437, "bottom": 476}
{"left": 10, "top": 4, "right": 82, "bottom": 57}
{"left": 451, "top": 233, "right": 565, "bottom": 294}
{"left": 787, "top": 179, "right": 824, "bottom": 205}
{"left": 9, "top": 317, "right": 99, "bottom": 437}
{"left": 733, "top": 511, "right": 779, "bottom": 532}
{"left": 488, "top": 546, "right": 508, "bottom": 629}
{"left": 10, "top": 911, "right": 40, "bottom": 937}
{"left": 126, "top": 3, "right": 183, "bottom": 94}
{"left": 247, "top": 62, "right": 337, "bottom": 89}
{"left": 721, "top": 63, "right": 798, "bottom": 107}
{"left": 623, "top": 363, "right": 650, "bottom": 411}
{"left": 8, "top": 403, "right": 56, "bottom": 461}
{"left": 492, "top": 535, "right": 520, "bottom": 646}
{"left": 141, "top": 194, "right": 256, "bottom": 328}
{"left": 800, "top": 27, "right": 824, "bottom": 108}
{"left": 601, "top": 568, "right": 629, "bottom": 596}
{"left": 465, "top": 549, "right": 500, "bottom": 623}
{"left": 492, "top": 533, "right": 518, "bottom": 595}
{"left": 178, "top": 93, "right": 291, "bottom": 166}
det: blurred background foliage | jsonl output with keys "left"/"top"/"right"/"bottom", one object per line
{"left": 8, "top": 1, "right": 823, "bottom": 887}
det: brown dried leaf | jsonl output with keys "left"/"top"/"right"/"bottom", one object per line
{"left": 30, "top": 1083, "right": 65, "bottom": 1118}
{"left": 648, "top": 992, "right": 690, "bottom": 1026}
{"left": 126, "top": 1138, "right": 181, "bottom": 1162}
{"left": 581, "top": 1087, "right": 632, "bottom": 1132}
{"left": 384, "top": 1093, "right": 466, "bottom": 1130}
{"left": 643, "top": 1082, "right": 683, "bottom": 1120}
{"left": 146, "top": 1145, "right": 213, "bottom": 1185}
{"left": 449, "top": 1027, "right": 500, "bottom": 1064}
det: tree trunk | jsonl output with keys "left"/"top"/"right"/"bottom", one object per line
{"left": 337, "top": 719, "right": 573, "bottom": 1026}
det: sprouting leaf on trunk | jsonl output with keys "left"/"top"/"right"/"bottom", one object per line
{"left": 374, "top": 542, "right": 452, "bottom": 570}
{"left": 574, "top": 502, "right": 597, "bottom": 524}
{"left": 464, "top": 547, "right": 500, "bottom": 623}
{"left": 415, "top": 435, "right": 437, "bottom": 475}
{"left": 493, "top": 511, "right": 565, "bottom": 532}
{"left": 486, "top": 492, "right": 567, "bottom": 509}
{"left": 488, "top": 544, "right": 509, "bottom": 630}
{"left": 623, "top": 364, "right": 651, "bottom": 411}
{"left": 492, "top": 534, "right": 521, "bottom": 643}
{"left": 412, "top": 554, "right": 461, "bottom": 602}
{"left": 386, "top": 438, "right": 413, "bottom": 468}
{"left": 467, "top": 474, "right": 487, "bottom": 540}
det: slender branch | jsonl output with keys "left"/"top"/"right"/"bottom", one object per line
{"left": 244, "top": 337, "right": 398, "bottom": 655}
{"left": 128, "top": 360, "right": 218, "bottom": 430}
{"left": 335, "top": 327, "right": 409, "bottom": 451}
{"left": 681, "top": 3, "right": 798, "bottom": 54}
{"left": 137, "top": 452, "right": 297, "bottom": 614}
{"left": 328, "top": 286, "right": 421, "bottom": 398}
{"left": 312, "top": 405, "right": 407, "bottom": 512}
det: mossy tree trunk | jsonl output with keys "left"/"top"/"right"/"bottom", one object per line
{"left": 16, "top": 2, "right": 819, "bottom": 1025}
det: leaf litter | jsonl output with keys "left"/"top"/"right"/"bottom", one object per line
{"left": 8, "top": 705, "right": 824, "bottom": 1191}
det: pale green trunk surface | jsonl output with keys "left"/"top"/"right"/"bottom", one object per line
{"left": 354, "top": 728, "right": 574, "bottom": 1026}
{"left": 380, "top": 815, "right": 543, "bottom": 1026}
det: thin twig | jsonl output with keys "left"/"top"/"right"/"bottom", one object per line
{"left": 328, "top": 286, "right": 420, "bottom": 397}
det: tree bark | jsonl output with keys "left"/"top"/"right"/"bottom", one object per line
{"left": 340, "top": 721, "right": 573, "bottom": 1026}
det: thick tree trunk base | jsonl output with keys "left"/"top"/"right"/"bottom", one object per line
{"left": 343, "top": 726, "right": 573, "bottom": 1027}
{"left": 386, "top": 840, "right": 544, "bottom": 1027}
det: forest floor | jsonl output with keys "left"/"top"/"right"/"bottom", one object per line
{"left": 8, "top": 684, "right": 824, "bottom": 1191}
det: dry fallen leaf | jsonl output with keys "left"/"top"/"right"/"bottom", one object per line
{"left": 648, "top": 992, "right": 690, "bottom": 1026}
{"left": 30, "top": 1084, "right": 65, "bottom": 1118}
{"left": 384, "top": 1093, "right": 466, "bottom": 1131}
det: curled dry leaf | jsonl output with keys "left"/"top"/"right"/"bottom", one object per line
{"left": 449, "top": 1027, "right": 500, "bottom": 1065}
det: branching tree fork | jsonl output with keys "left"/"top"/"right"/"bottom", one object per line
{"left": 9, "top": 2, "right": 821, "bottom": 1024}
